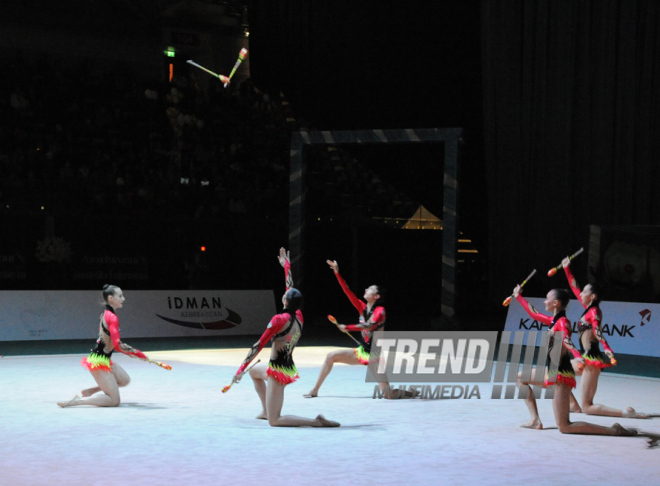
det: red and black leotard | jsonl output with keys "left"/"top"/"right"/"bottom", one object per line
{"left": 515, "top": 295, "right": 581, "bottom": 388}
{"left": 81, "top": 305, "right": 147, "bottom": 372}
{"left": 564, "top": 265, "right": 613, "bottom": 369}
{"left": 236, "top": 309, "right": 303, "bottom": 385}
{"left": 235, "top": 260, "right": 303, "bottom": 384}
{"left": 333, "top": 272, "right": 386, "bottom": 365}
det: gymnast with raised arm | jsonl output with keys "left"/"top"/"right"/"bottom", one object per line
{"left": 231, "top": 248, "right": 339, "bottom": 427}
{"left": 562, "top": 256, "right": 648, "bottom": 419}
{"left": 304, "top": 259, "right": 412, "bottom": 399}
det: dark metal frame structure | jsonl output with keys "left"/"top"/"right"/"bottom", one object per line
{"left": 289, "top": 128, "right": 462, "bottom": 325}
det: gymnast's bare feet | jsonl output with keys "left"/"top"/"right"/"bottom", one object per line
{"left": 569, "top": 395, "right": 581, "bottom": 413}
{"left": 255, "top": 411, "right": 268, "bottom": 420}
{"left": 520, "top": 418, "right": 543, "bottom": 429}
{"left": 613, "top": 423, "right": 638, "bottom": 436}
{"left": 81, "top": 387, "right": 100, "bottom": 398}
{"left": 57, "top": 395, "right": 81, "bottom": 408}
{"left": 303, "top": 390, "right": 318, "bottom": 398}
{"left": 315, "top": 414, "right": 340, "bottom": 427}
{"left": 387, "top": 388, "right": 419, "bottom": 399}
{"left": 622, "top": 406, "right": 650, "bottom": 419}
{"left": 402, "top": 388, "right": 420, "bottom": 398}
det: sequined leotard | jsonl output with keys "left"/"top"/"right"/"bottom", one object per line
{"left": 564, "top": 265, "right": 613, "bottom": 369}
{"left": 333, "top": 272, "right": 386, "bottom": 365}
{"left": 235, "top": 259, "right": 303, "bottom": 385}
{"left": 515, "top": 295, "right": 581, "bottom": 388}
{"left": 81, "top": 305, "right": 147, "bottom": 372}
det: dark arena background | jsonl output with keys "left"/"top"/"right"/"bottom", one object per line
{"left": 2, "top": 1, "right": 660, "bottom": 485}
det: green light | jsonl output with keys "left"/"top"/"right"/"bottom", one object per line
{"left": 164, "top": 47, "right": 175, "bottom": 58}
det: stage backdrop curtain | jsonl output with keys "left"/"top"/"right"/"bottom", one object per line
{"left": 482, "top": 0, "right": 660, "bottom": 305}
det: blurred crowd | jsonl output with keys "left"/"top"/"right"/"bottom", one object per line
{"left": 0, "top": 49, "right": 416, "bottom": 226}
{"left": 0, "top": 49, "right": 293, "bottom": 223}
{"left": 306, "top": 145, "right": 417, "bottom": 222}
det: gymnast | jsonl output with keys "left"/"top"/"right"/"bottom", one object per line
{"left": 232, "top": 248, "right": 339, "bottom": 427}
{"left": 513, "top": 284, "right": 637, "bottom": 436}
{"left": 304, "top": 259, "right": 413, "bottom": 399}
{"left": 57, "top": 285, "right": 157, "bottom": 408}
{"left": 562, "top": 256, "right": 648, "bottom": 418}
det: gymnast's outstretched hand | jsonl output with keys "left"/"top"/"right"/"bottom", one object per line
{"left": 278, "top": 247, "right": 290, "bottom": 267}
{"left": 326, "top": 259, "right": 339, "bottom": 274}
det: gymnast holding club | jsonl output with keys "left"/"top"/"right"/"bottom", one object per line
{"left": 304, "top": 259, "right": 414, "bottom": 399}
{"left": 230, "top": 248, "right": 339, "bottom": 427}
{"left": 560, "top": 255, "right": 649, "bottom": 419}
{"left": 512, "top": 282, "right": 637, "bottom": 436}
{"left": 57, "top": 285, "right": 170, "bottom": 408}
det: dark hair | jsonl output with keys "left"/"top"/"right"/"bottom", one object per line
{"left": 102, "top": 284, "right": 120, "bottom": 303}
{"left": 586, "top": 282, "right": 602, "bottom": 306}
{"left": 284, "top": 288, "right": 303, "bottom": 312}
{"left": 373, "top": 285, "right": 387, "bottom": 307}
{"left": 551, "top": 289, "right": 570, "bottom": 309}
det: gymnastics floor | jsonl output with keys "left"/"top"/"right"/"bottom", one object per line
{"left": 1, "top": 345, "right": 659, "bottom": 486}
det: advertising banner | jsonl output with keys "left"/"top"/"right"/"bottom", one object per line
{"left": 0, "top": 290, "right": 276, "bottom": 341}
{"left": 504, "top": 297, "right": 658, "bottom": 357}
